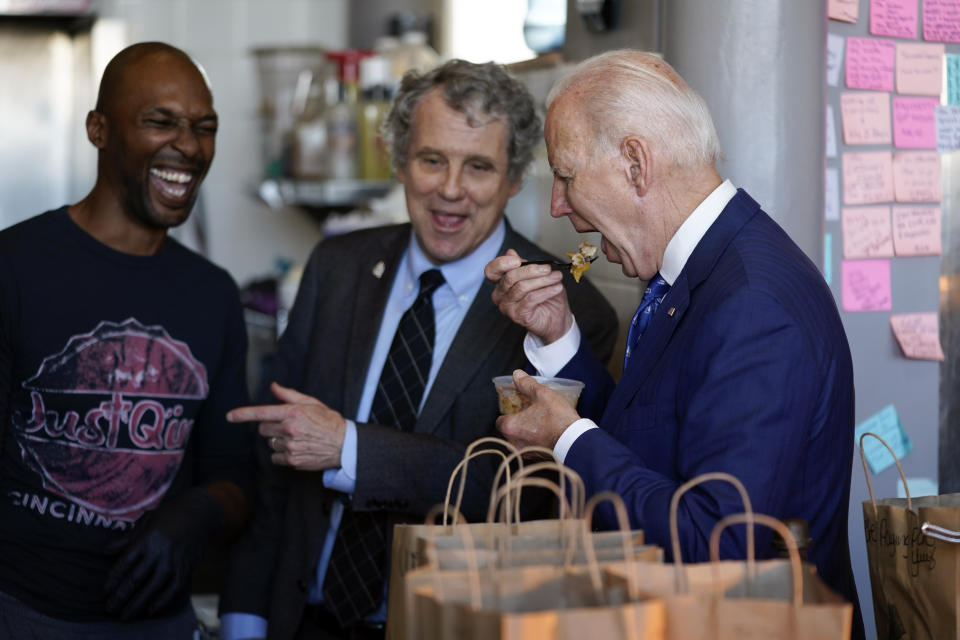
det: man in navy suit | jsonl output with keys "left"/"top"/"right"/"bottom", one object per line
{"left": 486, "top": 49, "right": 864, "bottom": 637}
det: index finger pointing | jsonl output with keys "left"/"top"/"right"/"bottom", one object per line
{"left": 226, "top": 403, "right": 299, "bottom": 423}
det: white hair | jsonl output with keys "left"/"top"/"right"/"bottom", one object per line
{"left": 546, "top": 50, "right": 721, "bottom": 169}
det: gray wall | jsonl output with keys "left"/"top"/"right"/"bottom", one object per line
{"left": 663, "top": 0, "right": 824, "bottom": 264}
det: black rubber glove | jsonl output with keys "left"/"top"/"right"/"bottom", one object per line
{"left": 104, "top": 487, "right": 224, "bottom": 620}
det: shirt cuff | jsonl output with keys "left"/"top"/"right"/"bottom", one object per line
{"left": 553, "top": 418, "right": 597, "bottom": 463}
{"left": 219, "top": 612, "right": 268, "bottom": 640}
{"left": 322, "top": 419, "right": 357, "bottom": 494}
{"left": 524, "top": 318, "right": 581, "bottom": 377}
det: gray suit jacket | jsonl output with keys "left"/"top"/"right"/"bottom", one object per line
{"left": 220, "top": 222, "right": 617, "bottom": 638}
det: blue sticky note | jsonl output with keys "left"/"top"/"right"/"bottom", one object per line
{"left": 948, "top": 54, "right": 960, "bottom": 106}
{"left": 937, "top": 105, "right": 960, "bottom": 152}
{"left": 855, "top": 405, "right": 913, "bottom": 474}
{"left": 824, "top": 232, "right": 833, "bottom": 286}
{"left": 897, "top": 477, "right": 938, "bottom": 499}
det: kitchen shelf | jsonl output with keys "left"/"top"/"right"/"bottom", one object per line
{"left": 257, "top": 178, "right": 394, "bottom": 212}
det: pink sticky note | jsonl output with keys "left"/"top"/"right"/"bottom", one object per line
{"left": 842, "top": 259, "right": 891, "bottom": 311}
{"left": 892, "top": 205, "right": 942, "bottom": 255}
{"left": 841, "top": 92, "right": 892, "bottom": 145}
{"left": 896, "top": 43, "right": 945, "bottom": 95}
{"left": 890, "top": 313, "right": 944, "bottom": 360}
{"left": 923, "top": 0, "right": 960, "bottom": 43}
{"left": 830, "top": 0, "right": 860, "bottom": 23}
{"left": 842, "top": 206, "right": 894, "bottom": 258}
{"left": 871, "top": 0, "right": 919, "bottom": 39}
{"left": 846, "top": 37, "right": 896, "bottom": 91}
{"left": 892, "top": 97, "right": 939, "bottom": 148}
{"left": 843, "top": 151, "right": 894, "bottom": 204}
{"left": 893, "top": 151, "right": 942, "bottom": 202}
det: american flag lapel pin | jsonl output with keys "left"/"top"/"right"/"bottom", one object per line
{"left": 372, "top": 260, "right": 385, "bottom": 279}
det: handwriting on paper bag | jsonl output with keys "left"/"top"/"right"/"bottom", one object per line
{"left": 864, "top": 517, "right": 937, "bottom": 577}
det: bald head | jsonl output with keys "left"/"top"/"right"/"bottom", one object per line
{"left": 82, "top": 41, "right": 218, "bottom": 236}
{"left": 96, "top": 42, "right": 210, "bottom": 117}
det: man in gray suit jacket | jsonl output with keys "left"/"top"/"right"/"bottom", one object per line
{"left": 218, "top": 59, "right": 618, "bottom": 640}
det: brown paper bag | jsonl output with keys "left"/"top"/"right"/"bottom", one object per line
{"left": 386, "top": 452, "right": 656, "bottom": 640}
{"left": 385, "top": 441, "right": 590, "bottom": 640}
{"left": 605, "top": 472, "right": 852, "bottom": 640}
{"left": 860, "top": 432, "right": 960, "bottom": 639}
{"left": 407, "top": 492, "right": 666, "bottom": 640}
{"left": 386, "top": 438, "right": 518, "bottom": 640}
{"left": 412, "top": 564, "right": 666, "bottom": 640}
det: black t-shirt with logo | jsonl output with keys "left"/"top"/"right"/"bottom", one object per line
{"left": 0, "top": 208, "right": 253, "bottom": 621}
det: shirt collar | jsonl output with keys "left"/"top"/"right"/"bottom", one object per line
{"left": 404, "top": 219, "right": 506, "bottom": 300}
{"left": 659, "top": 179, "right": 737, "bottom": 285}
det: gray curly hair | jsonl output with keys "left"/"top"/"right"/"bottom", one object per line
{"left": 383, "top": 59, "right": 542, "bottom": 183}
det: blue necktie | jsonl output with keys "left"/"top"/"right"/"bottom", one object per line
{"left": 623, "top": 274, "right": 670, "bottom": 369}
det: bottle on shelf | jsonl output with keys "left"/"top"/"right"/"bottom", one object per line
{"left": 373, "top": 35, "right": 402, "bottom": 94}
{"left": 289, "top": 69, "right": 329, "bottom": 179}
{"left": 398, "top": 30, "right": 440, "bottom": 76}
{"left": 324, "top": 50, "right": 366, "bottom": 181}
{"left": 358, "top": 55, "right": 394, "bottom": 182}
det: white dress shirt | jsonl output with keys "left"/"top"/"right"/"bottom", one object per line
{"left": 524, "top": 179, "right": 738, "bottom": 462}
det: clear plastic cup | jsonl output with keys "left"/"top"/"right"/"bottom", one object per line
{"left": 492, "top": 375, "right": 585, "bottom": 415}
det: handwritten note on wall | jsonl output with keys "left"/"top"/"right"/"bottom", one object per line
{"left": 843, "top": 206, "right": 894, "bottom": 258}
{"left": 842, "top": 92, "right": 892, "bottom": 144}
{"left": 897, "top": 42, "right": 945, "bottom": 95}
{"left": 871, "top": 0, "right": 918, "bottom": 39}
{"left": 949, "top": 54, "right": 960, "bottom": 104}
{"left": 843, "top": 151, "right": 894, "bottom": 204}
{"left": 856, "top": 405, "right": 912, "bottom": 474}
{"left": 892, "top": 97, "right": 938, "bottom": 148}
{"left": 842, "top": 259, "right": 892, "bottom": 311}
{"left": 826, "top": 167, "right": 840, "bottom": 221}
{"left": 892, "top": 151, "right": 941, "bottom": 202}
{"left": 827, "top": 105, "right": 838, "bottom": 158}
{"left": 937, "top": 105, "right": 960, "bottom": 150}
{"left": 824, "top": 232, "right": 834, "bottom": 285}
{"left": 828, "top": 34, "right": 846, "bottom": 87}
{"left": 847, "top": 37, "right": 896, "bottom": 90}
{"left": 830, "top": 0, "right": 860, "bottom": 23}
{"left": 893, "top": 206, "right": 942, "bottom": 255}
{"left": 923, "top": 0, "right": 960, "bottom": 43}
{"left": 890, "top": 312, "right": 945, "bottom": 360}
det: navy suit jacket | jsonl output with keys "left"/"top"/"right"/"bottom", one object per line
{"left": 562, "top": 190, "right": 861, "bottom": 626}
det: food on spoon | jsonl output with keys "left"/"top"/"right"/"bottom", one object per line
{"left": 567, "top": 240, "right": 599, "bottom": 283}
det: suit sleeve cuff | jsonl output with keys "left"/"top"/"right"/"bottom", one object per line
{"left": 524, "top": 318, "right": 581, "bottom": 377}
{"left": 220, "top": 612, "right": 268, "bottom": 640}
{"left": 553, "top": 418, "right": 597, "bottom": 463}
{"left": 322, "top": 419, "right": 357, "bottom": 494}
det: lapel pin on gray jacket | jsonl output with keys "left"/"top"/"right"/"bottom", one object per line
{"left": 372, "top": 260, "right": 385, "bottom": 279}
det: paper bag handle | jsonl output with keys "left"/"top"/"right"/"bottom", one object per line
{"left": 709, "top": 512, "right": 803, "bottom": 607}
{"left": 669, "top": 472, "right": 754, "bottom": 593}
{"left": 424, "top": 502, "right": 468, "bottom": 528}
{"left": 423, "top": 507, "right": 484, "bottom": 609}
{"left": 920, "top": 522, "right": 960, "bottom": 544}
{"left": 444, "top": 438, "right": 519, "bottom": 526}
{"left": 487, "top": 456, "right": 584, "bottom": 523}
{"left": 489, "top": 460, "right": 585, "bottom": 522}
{"left": 580, "top": 491, "right": 639, "bottom": 601}
{"left": 858, "top": 431, "right": 912, "bottom": 515}
{"left": 488, "top": 446, "right": 559, "bottom": 523}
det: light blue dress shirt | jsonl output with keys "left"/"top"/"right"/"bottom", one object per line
{"left": 221, "top": 221, "right": 506, "bottom": 639}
